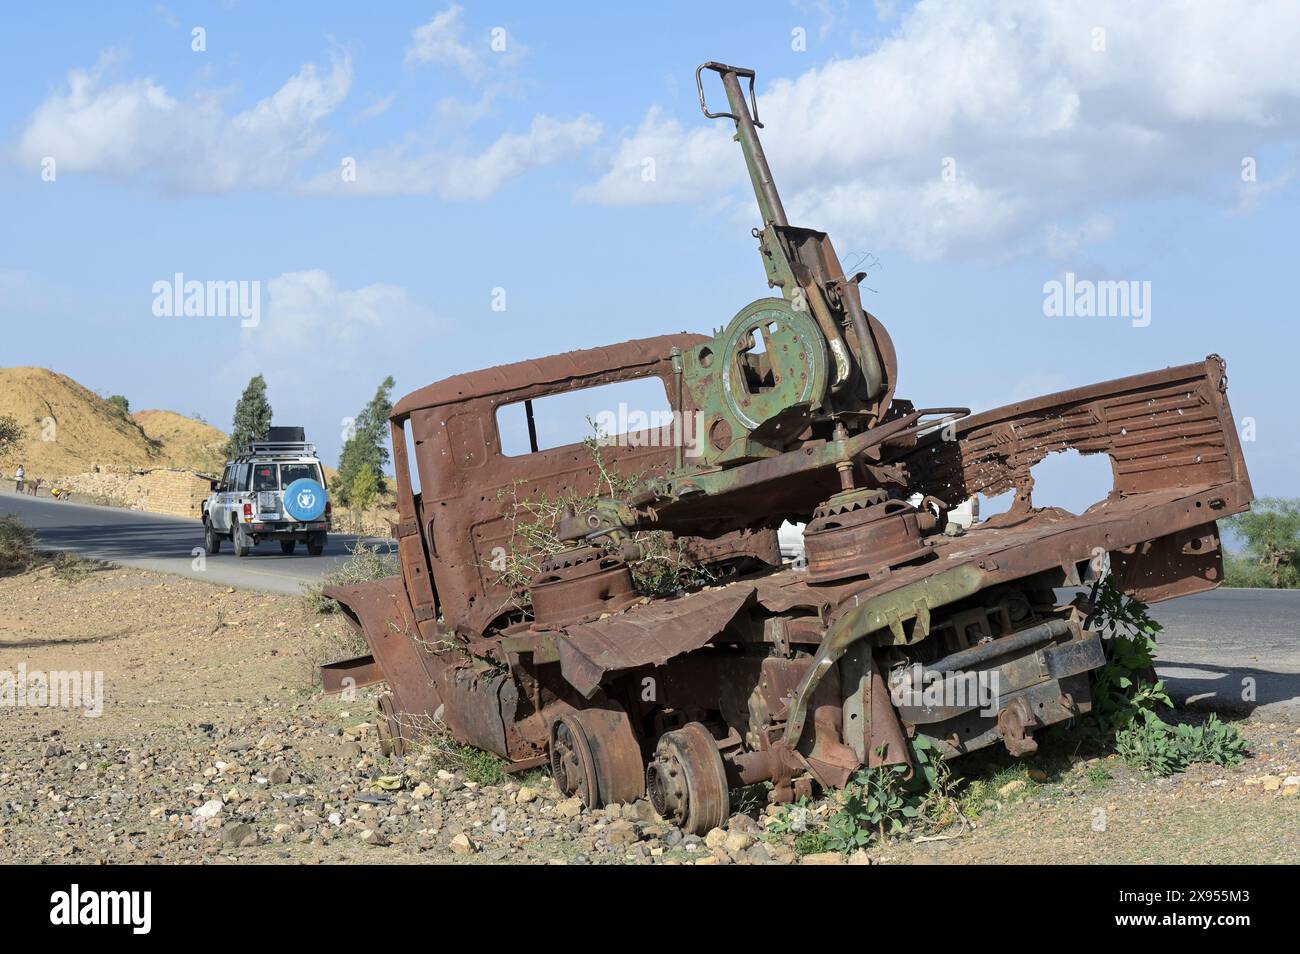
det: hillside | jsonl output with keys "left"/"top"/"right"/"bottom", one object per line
{"left": 0, "top": 367, "right": 226, "bottom": 477}
{"left": 133, "top": 409, "right": 227, "bottom": 474}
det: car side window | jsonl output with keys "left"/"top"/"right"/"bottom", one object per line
{"left": 235, "top": 463, "right": 251, "bottom": 491}
{"left": 220, "top": 465, "right": 233, "bottom": 492}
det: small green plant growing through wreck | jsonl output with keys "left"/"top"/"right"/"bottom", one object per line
{"left": 1078, "top": 576, "right": 1247, "bottom": 776}
{"left": 772, "top": 735, "right": 966, "bottom": 854}
{"left": 391, "top": 711, "right": 509, "bottom": 786}
{"left": 490, "top": 426, "right": 715, "bottom": 608}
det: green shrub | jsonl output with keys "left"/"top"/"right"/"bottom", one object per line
{"left": 793, "top": 831, "right": 832, "bottom": 856}
{"left": 1088, "top": 578, "right": 1248, "bottom": 775}
{"left": 1115, "top": 712, "right": 1248, "bottom": 777}
{"left": 303, "top": 540, "right": 400, "bottom": 614}
{"left": 0, "top": 515, "right": 38, "bottom": 576}
{"left": 1223, "top": 553, "right": 1274, "bottom": 588}
{"left": 815, "top": 735, "right": 958, "bottom": 852}
{"left": 1224, "top": 498, "right": 1300, "bottom": 588}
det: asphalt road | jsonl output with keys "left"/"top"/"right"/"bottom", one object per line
{"left": 0, "top": 488, "right": 393, "bottom": 595}
{"left": 5, "top": 488, "right": 1296, "bottom": 720}
{"left": 1143, "top": 587, "right": 1300, "bottom": 723}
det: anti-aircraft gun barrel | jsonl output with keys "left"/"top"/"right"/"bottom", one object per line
{"left": 696, "top": 62, "right": 788, "bottom": 228}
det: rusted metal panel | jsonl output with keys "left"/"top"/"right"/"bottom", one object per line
{"left": 324, "top": 576, "right": 443, "bottom": 728}
{"left": 904, "top": 356, "right": 1250, "bottom": 509}
{"left": 393, "top": 334, "right": 706, "bottom": 417}
{"left": 557, "top": 585, "right": 757, "bottom": 698}
{"left": 1110, "top": 521, "right": 1225, "bottom": 602}
{"left": 320, "top": 654, "right": 381, "bottom": 694}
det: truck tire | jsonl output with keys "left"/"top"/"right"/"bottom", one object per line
{"left": 279, "top": 540, "right": 296, "bottom": 555}
{"left": 204, "top": 519, "right": 222, "bottom": 555}
{"left": 307, "top": 531, "right": 326, "bottom": 556}
{"left": 233, "top": 524, "right": 252, "bottom": 558}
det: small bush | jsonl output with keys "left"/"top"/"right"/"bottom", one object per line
{"left": 303, "top": 540, "right": 400, "bottom": 614}
{"left": 1223, "top": 553, "right": 1275, "bottom": 588}
{"left": 50, "top": 552, "right": 112, "bottom": 584}
{"left": 405, "top": 715, "right": 508, "bottom": 785}
{"left": 1115, "top": 712, "right": 1248, "bottom": 777}
{"left": 793, "top": 831, "right": 832, "bottom": 856}
{"left": 0, "top": 515, "right": 38, "bottom": 576}
{"left": 1087, "top": 577, "right": 1248, "bottom": 775}
{"left": 795, "top": 735, "right": 962, "bottom": 853}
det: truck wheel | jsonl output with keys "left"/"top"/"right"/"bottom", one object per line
{"left": 204, "top": 519, "right": 222, "bottom": 555}
{"left": 279, "top": 540, "right": 296, "bottom": 555}
{"left": 307, "top": 532, "right": 326, "bottom": 556}
{"left": 646, "top": 722, "right": 730, "bottom": 836}
{"left": 233, "top": 524, "right": 252, "bottom": 558}
{"left": 549, "top": 708, "right": 644, "bottom": 809}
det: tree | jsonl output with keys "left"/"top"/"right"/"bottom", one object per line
{"left": 0, "top": 415, "right": 23, "bottom": 457}
{"left": 106, "top": 394, "right": 130, "bottom": 416}
{"left": 349, "top": 465, "right": 379, "bottom": 512}
{"left": 226, "top": 375, "right": 273, "bottom": 457}
{"left": 336, "top": 376, "right": 394, "bottom": 506}
{"left": 1226, "top": 497, "right": 1300, "bottom": 588}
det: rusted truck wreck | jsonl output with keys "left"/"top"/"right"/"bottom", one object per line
{"left": 323, "top": 63, "right": 1253, "bottom": 834}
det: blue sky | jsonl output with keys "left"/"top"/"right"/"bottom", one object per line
{"left": 1, "top": 1, "right": 1296, "bottom": 507}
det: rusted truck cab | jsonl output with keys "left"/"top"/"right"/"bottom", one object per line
{"left": 323, "top": 333, "right": 782, "bottom": 775}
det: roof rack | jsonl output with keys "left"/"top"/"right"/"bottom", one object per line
{"left": 233, "top": 434, "right": 317, "bottom": 462}
{"left": 234, "top": 427, "right": 318, "bottom": 459}
{"left": 237, "top": 439, "right": 318, "bottom": 458}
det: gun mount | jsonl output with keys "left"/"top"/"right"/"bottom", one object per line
{"left": 683, "top": 62, "right": 896, "bottom": 470}
{"left": 321, "top": 63, "right": 1253, "bottom": 835}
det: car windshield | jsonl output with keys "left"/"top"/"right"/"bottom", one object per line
{"left": 280, "top": 463, "right": 323, "bottom": 487}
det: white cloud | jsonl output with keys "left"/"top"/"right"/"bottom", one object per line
{"left": 153, "top": 4, "right": 179, "bottom": 30}
{"left": 583, "top": 0, "right": 1300, "bottom": 260}
{"left": 309, "top": 114, "right": 602, "bottom": 199}
{"left": 240, "top": 270, "right": 438, "bottom": 389}
{"left": 575, "top": 106, "right": 734, "bottom": 205}
{"left": 15, "top": 51, "right": 352, "bottom": 193}
{"left": 405, "top": 4, "right": 484, "bottom": 79}
{"left": 404, "top": 4, "right": 530, "bottom": 129}
{"left": 357, "top": 92, "right": 397, "bottom": 121}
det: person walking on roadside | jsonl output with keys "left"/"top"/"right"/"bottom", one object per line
{"left": 14, "top": 464, "right": 25, "bottom": 493}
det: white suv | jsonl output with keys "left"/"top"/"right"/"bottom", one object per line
{"left": 202, "top": 428, "right": 331, "bottom": 557}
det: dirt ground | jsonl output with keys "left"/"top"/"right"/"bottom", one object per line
{"left": 1, "top": 560, "right": 1296, "bottom": 865}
